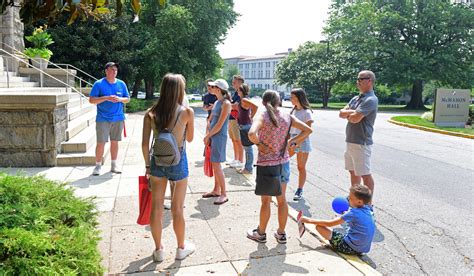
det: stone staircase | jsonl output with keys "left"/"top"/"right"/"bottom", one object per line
{"left": 0, "top": 62, "right": 103, "bottom": 166}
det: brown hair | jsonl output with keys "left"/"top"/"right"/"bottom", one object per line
{"left": 239, "top": 83, "right": 250, "bottom": 97}
{"left": 233, "top": 75, "right": 245, "bottom": 83}
{"left": 262, "top": 90, "right": 281, "bottom": 127}
{"left": 350, "top": 184, "right": 372, "bottom": 204}
{"left": 149, "top": 73, "right": 185, "bottom": 132}
{"left": 290, "top": 88, "right": 312, "bottom": 113}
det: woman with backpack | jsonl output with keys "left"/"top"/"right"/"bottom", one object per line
{"left": 142, "top": 73, "right": 195, "bottom": 262}
{"left": 202, "top": 79, "right": 231, "bottom": 205}
{"left": 289, "top": 88, "right": 314, "bottom": 201}
{"left": 246, "top": 90, "right": 312, "bottom": 244}
{"left": 236, "top": 83, "right": 258, "bottom": 175}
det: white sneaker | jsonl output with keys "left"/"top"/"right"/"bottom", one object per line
{"left": 152, "top": 248, "right": 165, "bottom": 262}
{"left": 176, "top": 240, "right": 195, "bottom": 260}
{"left": 92, "top": 165, "right": 101, "bottom": 176}
{"left": 110, "top": 164, "right": 122, "bottom": 174}
{"left": 229, "top": 160, "right": 241, "bottom": 168}
{"left": 225, "top": 159, "right": 236, "bottom": 165}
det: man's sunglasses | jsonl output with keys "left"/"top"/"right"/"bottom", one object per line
{"left": 357, "top": 77, "right": 371, "bottom": 81}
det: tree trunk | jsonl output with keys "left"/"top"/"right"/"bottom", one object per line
{"left": 406, "top": 79, "right": 425, "bottom": 109}
{"left": 322, "top": 83, "right": 329, "bottom": 109}
{"left": 145, "top": 79, "right": 154, "bottom": 100}
{"left": 131, "top": 79, "right": 141, "bottom": 98}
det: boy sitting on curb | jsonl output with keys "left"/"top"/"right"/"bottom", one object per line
{"left": 299, "top": 184, "right": 375, "bottom": 255}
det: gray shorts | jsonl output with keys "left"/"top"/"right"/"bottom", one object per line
{"left": 96, "top": 121, "right": 124, "bottom": 143}
{"left": 344, "top": 142, "right": 372, "bottom": 176}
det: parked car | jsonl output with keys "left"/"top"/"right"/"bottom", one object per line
{"left": 137, "top": 91, "right": 146, "bottom": 99}
{"left": 187, "top": 94, "right": 202, "bottom": 101}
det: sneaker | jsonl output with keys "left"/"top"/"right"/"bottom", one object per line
{"left": 176, "top": 240, "right": 195, "bottom": 260}
{"left": 274, "top": 230, "right": 287, "bottom": 244}
{"left": 293, "top": 188, "right": 303, "bottom": 201}
{"left": 164, "top": 203, "right": 171, "bottom": 210}
{"left": 247, "top": 228, "right": 267, "bottom": 243}
{"left": 238, "top": 169, "right": 252, "bottom": 175}
{"left": 92, "top": 165, "right": 101, "bottom": 176}
{"left": 225, "top": 159, "right": 236, "bottom": 165}
{"left": 233, "top": 161, "right": 244, "bottom": 169}
{"left": 110, "top": 164, "right": 122, "bottom": 174}
{"left": 229, "top": 160, "right": 241, "bottom": 168}
{"left": 152, "top": 248, "right": 165, "bottom": 262}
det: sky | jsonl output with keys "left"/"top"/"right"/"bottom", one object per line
{"left": 217, "top": 0, "right": 332, "bottom": 58}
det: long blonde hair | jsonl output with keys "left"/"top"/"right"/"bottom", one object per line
{"left": 149, "top": 73, "right": 185, "bottom": 131}
{"left": 262, "top": 90, "right": 281, "bottom": 127}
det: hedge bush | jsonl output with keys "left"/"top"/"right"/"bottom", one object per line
{"left": 125, "top": 98, "right": 155, "bottom": 113}
{"left": 0, "top": 173, "right": 103, "bottom": 274}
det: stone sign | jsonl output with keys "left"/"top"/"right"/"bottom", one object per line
{"left": 433, "top": 89, "right": 470, "bottom": 127}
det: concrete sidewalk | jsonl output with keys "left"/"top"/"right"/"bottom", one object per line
{"left": 2, "top": 111, "right": 379, "bottom": 275}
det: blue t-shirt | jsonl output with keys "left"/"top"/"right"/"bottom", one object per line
{"left": 229, "top": 91, "right": 241, "bottom": 120}
{"left": 341, "top": 205, "right": 375, "bottom": 253}
{"left": 90, "top": 78, "right": 129, "bottom": 122}
{"left": 203, "top": 93, "right": 217, "bottom": 117}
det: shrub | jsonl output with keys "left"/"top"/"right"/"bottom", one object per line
{"left": 0, "top": 173, "right": 103, "bottom": 274}
{"left": 125, "top": 98, "right": 156, "bottom": 113}
{"left": 421, "top": 111, "right": 433, "bottom": 122}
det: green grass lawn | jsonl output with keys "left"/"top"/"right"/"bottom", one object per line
{"left": 391, "top": 116, "right": 473, "bottom": 135}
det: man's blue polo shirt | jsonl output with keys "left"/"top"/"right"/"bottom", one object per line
{"left": 90, "top": 78, "right": 129, "bottom": 122}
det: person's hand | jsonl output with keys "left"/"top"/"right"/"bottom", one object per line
{"left": 203, "top": 135, "right": 210, "bottom": 146}
{"left": 257, "top": 143, "right": 271, "bottom": 154}
{"left": 109, "top": 95, "right": 119, "bottom": 103}
{"left": 288, "top": 142, "right": 297, "bottom": 157}
{"left": 145, "top": 167, "right": 151, "bottom": 176}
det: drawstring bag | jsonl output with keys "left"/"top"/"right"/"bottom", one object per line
{"left": 204, "top": 144, "right": 213, "bottom": 177}
{"left": 137, "top": 176, "right": 152, "bottom": 225}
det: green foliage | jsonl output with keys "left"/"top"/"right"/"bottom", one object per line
{"left": 324, "top": 0, "right": 474, "bottom": 109}
{"left": 125, "top": 98, "right": 156, "bottom": 113}
{"left": 23, "top": 25, "right": 54, "bottom": 59}
{"left": 0, "top": 173, "right": 103, "bottom": 274}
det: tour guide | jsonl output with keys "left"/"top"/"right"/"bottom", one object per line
{"left": 89, "top": 62, "right": 130, "bottom": 176}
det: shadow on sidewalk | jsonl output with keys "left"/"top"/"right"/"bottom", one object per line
{"left": 223, "top": 167, "right": 252, "bottom": 188}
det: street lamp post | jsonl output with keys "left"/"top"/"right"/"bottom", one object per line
{"left": 319, "top": 40, "right": 330, "bottom": 108}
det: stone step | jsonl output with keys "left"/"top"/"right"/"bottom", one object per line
{"left": 67, "top": 95, "right": 90, "bottom": 109}
{"left": 66, "top": 109, "right": 96, "bottom": 140}
{"left": 61, "top": 123, "right": 96, "bottom": 153}
{"left": 0, "top": 87, "right": 69, "bottom": 93}
{"left": 0, "top": 76, "right": 28, "bottom": 83}
{"left": 68, "top": 102, "right": 95, "bottom": 121}
{"left": 0, "top": 81, "right": 38, "bottom": 88}
{"left": 56, "top": 143, "right": 108, "bottom": 166}
{"left": 0, "top": 70, "right": 18, "bottom": 77}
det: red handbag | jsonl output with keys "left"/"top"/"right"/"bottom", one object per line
{"left": 204, "top": 145, "right": 213, "bottom": 177}
{"left": 137, "top": 176, "right": 152, "bottom": 225}
{"left": 230, "top": 109, "right": 239, "bottom": 119}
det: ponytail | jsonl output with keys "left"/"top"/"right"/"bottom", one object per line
{"left": 265, "top": 102, "right": 279, "bottom": 127}
{"left": 262, "top": 90, "right": 281, "bottom": 127}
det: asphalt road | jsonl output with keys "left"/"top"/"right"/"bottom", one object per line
{"left": 193, "top": 105, "right": 473, "bottom": 275}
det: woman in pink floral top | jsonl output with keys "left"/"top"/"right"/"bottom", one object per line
{"left": 246, "top": 90, "right": 312, "bottom": 244}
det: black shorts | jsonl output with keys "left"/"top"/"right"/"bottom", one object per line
{"left": 329, "top": 232, "right": 361, "bottom": 255}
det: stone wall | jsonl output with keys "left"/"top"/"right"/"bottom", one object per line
{"left": 0, "top": 0, "right": 24, "bottom": 71}
{"left": 0, "top": 93, "right": 69, "bottom": 167}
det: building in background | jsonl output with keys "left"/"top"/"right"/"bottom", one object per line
{"left": 223, "top": 50, "right": 292, "bottom": 95}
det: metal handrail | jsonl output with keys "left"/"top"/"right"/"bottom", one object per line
{"left": 54, "top": 63, "right": 98, "bottom": 83}
{"left": 0, "top": 42, "right": 96, "bottom": 94}
{"left": 0, "top": 48, "right": 88, "bottom": 106}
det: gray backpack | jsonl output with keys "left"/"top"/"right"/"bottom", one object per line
{"left": 152, "top": 108, "right": 185, "bottom": 167}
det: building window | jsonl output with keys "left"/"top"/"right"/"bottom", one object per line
{"left": 266, "top": 62, "right": 270, "bottom": 67}
{"left": 258, "top": 84, "right": 262, "bottom": 88}
{"left": 239, "top": 64, "right": 243, "bottom": 70}
{"left": 252, "top": 71, "right": 255, "bottom": 78}
{"left": 252, "top": 63, "right": 256, "bottom": 69}
{"left": 251, "top": 84, "right": 256, "bottom": 88}
{"left": 266, "top": 70, "right": 270, "bottom": 78}
{"left": 245, "top": 64, "right": 249, "bottom": 69}
{"left": 259, "top": 62, "right": 263, "bottom": 68}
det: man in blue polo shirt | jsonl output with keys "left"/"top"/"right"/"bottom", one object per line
{"left": 339, "top": 70, "right": 378, "bottom": 204}
{"left": 89, "top": 62, "right": 130, "bottom": 175}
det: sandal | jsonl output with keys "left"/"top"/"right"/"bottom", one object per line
{"left": 214, "top": 196, "right": 229, "bottom": 205}
{"left": 202, "top": 192, "right": 221, "bottom": 198}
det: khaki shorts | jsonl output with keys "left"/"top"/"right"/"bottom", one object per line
{"left": 344, "top": 143, "right": 372, "bottom": 176}
{"left": 96, "top": 121, "right": 124, "bottom": 143}
{"left": 228, "top": 120, "right": 241, "bottom": 141}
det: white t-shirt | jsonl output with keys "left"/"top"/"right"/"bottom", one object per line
{"left": 290, "top": 108, "right": 313, "bottom": 135}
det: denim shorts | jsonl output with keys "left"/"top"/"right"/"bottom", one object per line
{"left": 291, "top": 134, "right": 312, "bottom": 153}
{"left": 150, "top": 150, "right": 188, "bottom": 181}
{"left": 281, "top": 161, "right": 290, "bottom": 183}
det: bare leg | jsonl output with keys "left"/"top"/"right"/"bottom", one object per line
{"left": 361, "top": 174, "right": 374, "bottom": 204}
{"left": 258, "top": 196, "right": 272, "bottom": 233}
{"left": 349, "top": 170, "right": 361, "bottom": 187}
{"left": 110, "top": 140, "right": 119, "bottom": 161}
{"left": 95, "top": 142, "right": 106, "bottom": 163}
{"left": 171, "top": 178, "right": 188, "bottom": 249}
{"left": 316, "top": 225, "right": 333, "bottom": 240}
{"left": 276, "top": 183, "right": 288, "bottom": 233}
{"left": 296, "top": 152, "right": 309, "bottom": 189}
{"left": 212, "top": 162, "right": 226, "bottom": 197}
{"left": 150, "top": 176, "right": 168, "bottom": 250}
{"left": 235, "top": 140, "right": 243, "bottom": 163}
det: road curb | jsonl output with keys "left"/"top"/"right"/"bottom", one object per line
{"left": 240, "top": 173, "right": 381, "bottom": 276}
{"left": 388, "top": 119, "right": 474, "bottom": 139}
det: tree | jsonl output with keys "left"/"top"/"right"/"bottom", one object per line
{"left": 275, "top": 41, "right": 344, "bottom": 108}
{"left": 324, "top": 0, "right": 474, "bottom": 109}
